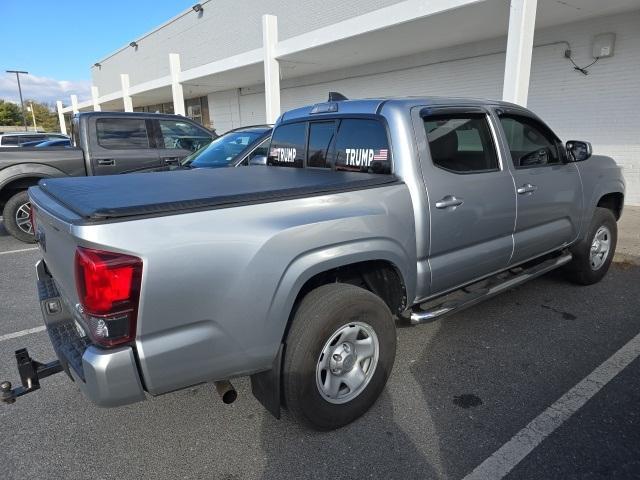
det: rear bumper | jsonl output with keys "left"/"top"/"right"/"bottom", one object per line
{"left": 37, "top": 259, "right": 145, "bottom": 407}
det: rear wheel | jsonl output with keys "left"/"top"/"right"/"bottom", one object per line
{"left": 282, "top": 283, "right": 396, "bottom": 430}
{"left": 2, "top": 190, "right": 36, "bottom": 243}
{"left": 564, "top": 207, "right": 617, "bottom": 285}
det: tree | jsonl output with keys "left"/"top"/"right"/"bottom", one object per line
{"left": 24, "top": 100, "right": 60, "bottom": 132}
{"left": 0, "top": 99, "right": 24, "bottom": 126}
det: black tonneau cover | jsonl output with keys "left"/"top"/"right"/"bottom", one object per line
{"left": 38, "top": 167, "right": 399, "bottom": 220}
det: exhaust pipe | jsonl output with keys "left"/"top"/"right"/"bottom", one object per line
{"left": 214, "top": 380, "right": 237, "bottom": 404}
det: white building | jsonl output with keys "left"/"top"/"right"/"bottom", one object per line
{"left": 58, "top": 0, "right": 640, "bottom": 204}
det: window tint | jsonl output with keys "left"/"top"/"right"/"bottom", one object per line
{"left": 159, "top": 120, "right": 211, "bottom": 152}
{"left": 307, "top": 122, "right": 336, "bottom": 168}
{"left": 424, "top": 116, "right": 498, "bottom": 173}
{"left": 268, "top": 122, "right": 306, "bottom": 168}
{"left": 334, "top": 119, "right": 391, "bottom": 174}
{"left": 1, "top": 136, "right": 20, "bottom": 146}
{"left": 97, "top": 119, "right": 149, "bottom": 149}
{"left": 499, "top": 115, "right": 560, "bottom": 168}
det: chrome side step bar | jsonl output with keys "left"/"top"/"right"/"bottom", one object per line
{"left": 409, "top": 252, "right": 572, "bottom": 325}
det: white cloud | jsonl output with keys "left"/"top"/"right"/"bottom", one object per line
{"left": 0, "top": 73, "right": 91, "bottom": 106}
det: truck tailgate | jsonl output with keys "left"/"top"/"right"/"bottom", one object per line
{"left": 37, "top": 167, "right": 399, "bottom": 221}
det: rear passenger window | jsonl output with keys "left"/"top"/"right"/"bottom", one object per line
{"left": 334, "top": 119, "right": 391, "bottom": 174}
{"left": 96, "top": 118, "right": 150, "bottom": 149}
{"left": 424, "top": 115, "right": 498, "bottom": 173}
{"left": 307, "top": 121, "right": 336, "bottom": 168}
{"left": 268, "top": 122, "right": 305, "bottom": 168}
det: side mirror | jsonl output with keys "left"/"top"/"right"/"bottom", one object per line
{"left": 566, "top": 140, "right": 592, "bottom": 162}
{"left": 248, "top": 155, "right": 267, "bottom": 166}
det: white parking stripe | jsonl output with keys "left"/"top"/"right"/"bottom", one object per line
{"left": 0, "top": 247, "right": 39, "bottom": 256}
{"left": 463, "top": 331, "right": 640, "bottom": 480}
{"left": 0, "top": 326, "right": 46, "bottom": 342}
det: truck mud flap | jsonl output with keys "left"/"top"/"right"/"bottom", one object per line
{"left": 250, "top": 344, "right": 283, "bottom": 419}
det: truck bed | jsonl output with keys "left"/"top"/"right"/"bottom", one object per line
{"left": 37, "top": 167, "right": 399, "bottom": 222}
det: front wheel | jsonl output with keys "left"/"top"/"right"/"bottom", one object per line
{"left": 2, "top": 190, "right": 36, "bottom": 243}
{"left": 282, "top": 283, "right": 397, "bottom": 430}
{"left": 564, "top": 207, "right": 617, "bottom": 285}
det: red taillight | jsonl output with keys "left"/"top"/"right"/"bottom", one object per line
{"left": 75, "top": 247, "right": 142, "bottom": 347}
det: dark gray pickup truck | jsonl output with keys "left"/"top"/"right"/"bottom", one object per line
{"left": 0, "top": 112, "right": 214, "bottom": 242}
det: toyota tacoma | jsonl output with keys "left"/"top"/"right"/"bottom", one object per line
{"left": 1, "top": 96, "right": 624, "bottom": 430}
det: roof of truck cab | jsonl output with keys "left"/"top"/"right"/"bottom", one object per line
{"left": 280, "top": 97, "right": 526, "bottom": 122}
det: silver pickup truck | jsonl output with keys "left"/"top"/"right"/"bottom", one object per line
{"left": 1, "top": 97, "right": 625, "bottom": 430}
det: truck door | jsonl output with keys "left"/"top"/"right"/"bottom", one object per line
{"left": 416, "top": 107, "right": 517, "bottom": 295}
{"left": 495, "top": 111, "right": 582, "bottom": 264}
{"left": 90, "top": 117, "right": 161, "bottom": 175}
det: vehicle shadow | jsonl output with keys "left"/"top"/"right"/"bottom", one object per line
{"left": 407, "top": 262, "right": 640, "bottom": 479}
{"left": 257, "top": 390, "right": 441, "bottom": 480}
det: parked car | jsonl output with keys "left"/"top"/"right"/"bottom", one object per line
{"left": 2, "top": 96, "right": 624, "bottom": 431}
{"left": 0, "top": 132, "right": 69, "bottom": 147}
{"left": 36, "top": 139, "right": 73, "bottom": 148}
{"left": 19, "top": 138, "right": 72, "bottom": 148}
{"left": 182, "top": 125, "right": 272, "bottom": 169}
{"left": 0, "top": 111, "right": 215, "bottom": 242}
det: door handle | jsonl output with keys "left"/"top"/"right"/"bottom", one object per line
{"left": 517, "top": 183, "right": 537, "bottom": 195}
{"left": 97, "top": 158, "right": 115, "bottom": 166}
{"left": 435, "top": 195, "right": 464, "bottom": 209}
{"left": 163, "top": 157, "right": 180, "bottom": 164}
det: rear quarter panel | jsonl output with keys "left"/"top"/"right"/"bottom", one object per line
{"left": 70, "top": 183, "right": 416, "bottom": 395}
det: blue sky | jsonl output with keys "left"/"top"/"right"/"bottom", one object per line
{"left": 1, "top": 0, "right": 195, "bottom": 104}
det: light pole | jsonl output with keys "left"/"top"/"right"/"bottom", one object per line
{"left": 27, "top": 103, "right": 37, "bottom": 130}
{"left": 6, "top": 70, "right": 29, "bottom": 131}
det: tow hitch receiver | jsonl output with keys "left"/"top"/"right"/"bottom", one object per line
{"left": 0, "top": 348, "right": 63, "bottom": 404}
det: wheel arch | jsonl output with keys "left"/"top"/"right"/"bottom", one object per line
{"left": 266, "top": 238, "right": 415, "bottom": 348}
{"left": 596, "top": 191, "right": 624, "bottom": 220}
{"left": 0, "top": 164, "right": 66, "bottom": 208}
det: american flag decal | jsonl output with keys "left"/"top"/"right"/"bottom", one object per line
{"left": 373, "top": 149, "right": 388, "bottom": 161}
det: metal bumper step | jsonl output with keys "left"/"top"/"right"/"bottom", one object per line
{"left": 409, "top": 252, "right": 572, "bottom": 325}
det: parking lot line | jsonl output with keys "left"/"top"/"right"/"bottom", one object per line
{"left": 0, "top": 326, "right": 46, "bottom": 342}
{"left": 0, "top": 247, "right": 39, "bottom": 256}
{"left": 463, "top": 331, "right": 640, "bottom": 480}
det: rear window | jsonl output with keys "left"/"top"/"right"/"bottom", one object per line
{"left": 307, "top": 121, "right": 336, "bottom": 168}
{"left": 96, "top": 118, "right": 149, "bottom": 149}
{"left": 334, "top": 119, "right": 390, "bottom": 174}
{"left": 268, "top": 122, "right": 305, "bottom": 168}
{"left": 268, "top": 118, "right": 391, "bottom": 174}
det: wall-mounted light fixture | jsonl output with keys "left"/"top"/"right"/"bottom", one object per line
{"left": 192, "top": 3, "right": 203, "bottom": 13}
{"left": 129, "top": 41, "right": 139, "bottom": 49}
{"left": 93, "top": 62, "right": 102, "bottom": 68}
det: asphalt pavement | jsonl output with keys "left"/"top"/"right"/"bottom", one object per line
{"left": 1, "top": 213, "right": 639, "bottom": 480}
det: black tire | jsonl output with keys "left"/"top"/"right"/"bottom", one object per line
{"left": 564, "top": 207, "right": 617, "bottom": 285}
{"left": 2, "top": 190, "right": 36, "bottom": 243}
{"left": 282, "top": 283, "right": 396, "bottom": 430}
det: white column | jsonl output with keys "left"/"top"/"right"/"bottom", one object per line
{"left": 169, "top": 53, "right": 186, "bottom": 116}
{"left": 91, "top": 86, "right": 101, "bottom": 111}
{"left": 262, "top": 14, "right": 281, "bottom": 124}
{"left": 56, "top": 100, "right": 67, "bottom": 135}
{"left": 120, "top": 73, "right": 133, "bottom": 112}
{"left": 502, "top": 0, "right": 538, "bottom": 106}
{"left": 70, "top": 95, "right": 79, "bottom": 114}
